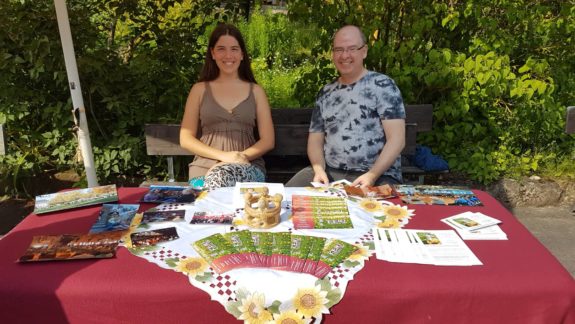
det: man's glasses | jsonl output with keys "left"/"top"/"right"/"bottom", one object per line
{"left": 332, "top": 44, "right": 366, "bottom": 55}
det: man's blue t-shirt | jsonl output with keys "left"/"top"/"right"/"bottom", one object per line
{"left": 310, "top": 71, "right": 406, "bottom": 182}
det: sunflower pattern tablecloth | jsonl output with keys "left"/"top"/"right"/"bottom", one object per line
{"left": 125, "top": 187, "right": 414, "bottom": 323}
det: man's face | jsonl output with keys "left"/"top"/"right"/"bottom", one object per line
{"left": 332, "top": 28, "right": 367, "bottom": 79}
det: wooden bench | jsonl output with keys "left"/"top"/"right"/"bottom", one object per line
{"left": 144, "top": 104, "right": 438, "bottom": 185}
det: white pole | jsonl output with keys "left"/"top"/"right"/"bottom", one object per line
{"left": 54, "top": 0, "right": 98, "bottom": 187}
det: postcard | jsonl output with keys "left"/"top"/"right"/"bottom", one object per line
{"left": 344, "top": 184, "right": 398, "bottom": 200}
{"left": 130, "top": 227, "right": 180, "bottom": 247}
{"left": 395, "top": 185, "right": 483, "bottom": 206}
{"left": 189, "top": 211, "right": 234, "bottom": 225}
{"left": 141, "top": 185, "right": 199, "bottom": 204}
{"left": 34, "top": 184, "right": 118, "bottom": 214}
{"left": 142, "top": 209, "right": 186, "bottom": 224}
{"left": 19, "top": 231, "right": 124, "bottom": 262}
{"left": 89, "top": 204, "right": 140, "bottom": 233}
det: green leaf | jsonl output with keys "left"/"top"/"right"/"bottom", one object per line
{"left": 268, "top": 300, "right": 282, "bottom": 314}
{"left": 325, "top": 288, "right": 342, "bottom": 308}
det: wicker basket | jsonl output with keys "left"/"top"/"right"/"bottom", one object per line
{"left": 243, "top": 189, "right": 283, "bottom": 229}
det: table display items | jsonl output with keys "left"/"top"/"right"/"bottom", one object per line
{"left": 396, "top": 185, "right": 483, "bottom": 206}
{"left": 291, "top": 195, "right": 353, "bottom": 229}
{"left": 89, "top": 204, "right": 140, "bottom": 233}
{"left": 373, "top": 228, "right": 482, "bottom": 266}
{"left": 243, "top": 187, "right": 283, "bottom": 229}
{"left": 33, "top": 184, "right": 118, "bottom": 214}
{"left": 192, "top": 231, "right": 356, "bottom": 278}
{"left": 19, "top": 231, "right": 124, "bottom": 262}
{"left": 441, "top": 211, "right": 507, "bottom": 240}
{"left": 343, "top": 184, "right": 398, "bottom": 200}
{"left": 130, "top": 227, "right": 180, "bottom": 247}
{"left": 141, "top": 185, "right": 199, "bottom": 203}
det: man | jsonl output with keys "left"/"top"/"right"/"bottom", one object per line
{"left": 286, "top": 25, "right": 405, "bottom": 188}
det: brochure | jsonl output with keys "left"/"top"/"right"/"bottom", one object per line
{"left": 313, "top": 239, "right": 357, "bottom": 278}
{"left": 223, "top": 230, "right": 262, "bottom": 267}
{"left": 141, "top": 185, "right": 199, "bottom": 204}
{"left": 192, "top": 233, "right": 244, "bottom": 274}
{"left": 441, "top": 211, "right": 501, "bottom": 232}
{"left": 395, "top": 185, "right": 483, "bottom": 206}
{"left": 34, "top": 184, "right": 118, "bottom": 214}
{"left": 373, "top": 228, "right": 482, "bottom": 266}
{"left": 291, "top": 195, "right": 353, "bottom": 229}
{"left": 89, "top": 204, "right": 140, "bottom": 233}
{"left": 130, "top": 227, "right": 180, "bottom": 247}
{"left": 19, "top": 231, "right": 123, "bottom": 262}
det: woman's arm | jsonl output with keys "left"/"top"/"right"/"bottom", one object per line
{"left": 241, "top": 84, "right": 275, "bottom": 160}
{"left": 180, "top": 83, "right": 248, "bottom": 163}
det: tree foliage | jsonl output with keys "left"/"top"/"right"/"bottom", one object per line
{"left": 0, "top": 0, "right": 573, "bottom": 194}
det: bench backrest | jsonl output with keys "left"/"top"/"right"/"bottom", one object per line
{"left": 145, "top": 104, "right": 433, "bottom": 157}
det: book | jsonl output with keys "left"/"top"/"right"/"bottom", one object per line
{"left": 395, "top": 185, "right": 483, "bottom": 206}
{"left": 34, "top": 184, "right": 118, "bottom": 214}
{"left": 19, "top": 231, "right": 124, "bottom": 262}
{"left": 141, "top": 185, "right": 199, "bottom": 204}
{"left": 130, "top": 227, "right": 180, "bottom": 247}
{"left": 89, "top": 204, "right": 140, "bottom": 233}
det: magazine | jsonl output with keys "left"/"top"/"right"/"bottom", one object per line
{"left": 395, "top": 185, "right": 483, "bottom": 206}
{"left": 34, "top": 184, "right": 118, "bottom": 214}
{"left": 89, "top": 204, "right": 140, "bottom": 233}
{"left": 19, "top": 231, "right": 124, "bottom": 262}
{"left": 141, "top": 185, "right": 199, "bottom": 204}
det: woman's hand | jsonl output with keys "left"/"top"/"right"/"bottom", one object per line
{"left": 220, "top": 151, "right": 249, "bottom": 164}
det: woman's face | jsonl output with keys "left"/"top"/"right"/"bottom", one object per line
{"left": 210, "top": 35, "right": 243, "bottom": 76}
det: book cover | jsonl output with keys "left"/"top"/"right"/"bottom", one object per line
{"left": 395, "top": 185, "right": 483, "bottom": 206}
{"left": 89, "top": 204, "right": 140, "bottom": 233}
{"left": 34, "top": 184, "right": 118, "bottom": 214}
{"left": 130, "top": 227, "right": 180, "bottom": 247}
{"left": 141, "top": 185, "right": 199, "bottom": 204}
{"left": 19, "top": 231, "right": 124, "bottom": 262}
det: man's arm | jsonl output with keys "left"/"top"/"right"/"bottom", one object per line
{"left": 307, "top": 132, "right": 329, "bottom": 184}
{"left": 352, "top": 119, "right": 405, "bottom": 188}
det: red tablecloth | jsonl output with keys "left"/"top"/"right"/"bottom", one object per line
{"left": 0, "top": 188, "right": 573, "bottom": 323}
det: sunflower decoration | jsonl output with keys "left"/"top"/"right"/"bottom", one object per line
{"left": 377, "top": 217, "right": 402, "bottom": 228}
{"left": 347, "top": 244, "right": 371, "bottom": 262}
{"left": 238, "top": 292, "right": 273, "bottom": 324}
{"left": 380, "top": 204, "right": 412, "bottom": 220}
{"left": 293, "top": 285, "right": 330, "bottom": 319}
{"left": 273, "top": 310, "right": 310, "bottom": 324}
{"left": 359, "top": 198, "right": 382, "bottom": 213}
{"left": 174, "top": 257, "right": 208, "bottom": 277}
{"left": 233, "top": 218, "right": 247, "bottom": 226}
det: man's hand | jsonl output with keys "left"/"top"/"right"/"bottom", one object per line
{"left": 352, "top": 172, "right": 378, "bottom": 189}
{"left": 312, "top": 169, "right": 330, "bottom": 185}
{"left": 220, "top": 151, "right": 249, "bottom": 164}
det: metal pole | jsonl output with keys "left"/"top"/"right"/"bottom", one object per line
{"left": 54, "top": 0, "right": 98, "bottom": 187}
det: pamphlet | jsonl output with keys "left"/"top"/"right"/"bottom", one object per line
{"left": 192, "top": 233, "right": 244, "bottom": 274}
{"left": 441, "top": 211, "right": 501, "bottom": 232}
{"left": 34, "top": 184, "right": 118, "bottom": 214}
{"left": 291, "top": 195, "right": 353, "bottom": 229}
{"left": 19, "top": 231, "right": 124, "bottom": 262}
{"left": 373, "top": 228, "right": 482, "bottom": 266}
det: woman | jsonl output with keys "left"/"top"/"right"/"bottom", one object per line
{"left": 180, "top": 23, "right": 274, "bottom": 189}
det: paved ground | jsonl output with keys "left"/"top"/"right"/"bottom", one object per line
{"left": 511, "top": 206, "right": 575, "bottom": 278}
